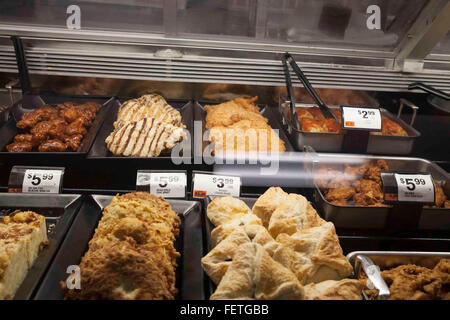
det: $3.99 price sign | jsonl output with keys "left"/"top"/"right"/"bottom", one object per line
{"left": 193, "top": 173, "right": 241, "bottom": 198}
{"left": 341, "top": 106, "right": 382, "bottom": 131}
{"left": 22, "top": 169, "right": 62, "bottom": 193}
{"left": 382, "top": 172, "right": 435, "bottom": 204}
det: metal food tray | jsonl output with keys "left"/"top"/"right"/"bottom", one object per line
{"left": 313, "top": 154, "right": 450, "bottom": 231}
{"left": 279, "top": 95, "right": 420, "bottom": 154}
{"left": 34, "top": 194, "right": 205, "bottom": 300}
{"left": 346, "top": 251, "right": 450, "bottom": 300}
{"left": 87, "top": 99, "right": 193, "bottom": 160}
{"left": 0, "top": 95, "right": 116, "bottom": 160}
{"left": 195, "top": 101, "right": 294, "bottom": 163}
{"left": 0, "top": 193, "right": 83, "bottom": 300}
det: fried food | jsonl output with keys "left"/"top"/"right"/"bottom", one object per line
{"left": 299, "top": 118, "right": 324, "bottom": 132}
{"left": 63, "top": 192, "right": 180, "bottom": 300}
{"left": 325, "top": 188, "right": 356, "bottom": 204}
{"left": 365, "top": 259, "right": 450, "bottom": 300}
{"left": 434, "top": 182, "right": 447, "bottom": 208}
{"left": 7, "top": 102, "right": 101, "bottom": 152}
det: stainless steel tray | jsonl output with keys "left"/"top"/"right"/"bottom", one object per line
{"left": 346, "top": 251, "right": 450, "bottom": 300}
{"left": 0, "top": 193, "right": 83, "bottom": 300}
{"left": 34, "top": 194, "right": 205, "bottom": 300}
{"left": 312, "top": 154, "right": 450, "bottom": 231}
{"left": 279, "top": 95, "right": 420, "bottom": 154}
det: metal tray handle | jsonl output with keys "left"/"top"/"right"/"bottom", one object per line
{"left": 398, "top": 98, "right": 419, "bottom": 127}
{"left": 354, "top": 254, "right": 390, "bottom": 300}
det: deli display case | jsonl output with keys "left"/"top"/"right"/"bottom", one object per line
{"left": 0, "top": 0, "right": 449, "bottom": 303}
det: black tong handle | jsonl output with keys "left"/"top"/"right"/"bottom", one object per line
{"left": 283, "top": 53, "right": 336, "bottom": 120}
{"left": 408, "top": 82, "right": 450, "bottom": 100}
{"left": 11, "top": 36, "right": 32, "bottom": 95}
{"left": 281, "top": 54, "right": 301, "bottom": 130}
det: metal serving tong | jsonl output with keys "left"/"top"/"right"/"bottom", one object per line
{"left": 354, "top": 254, "right": 390, "bottom": 300}
{"left": 282, "top": 52, "right": 338, "bottom": 131}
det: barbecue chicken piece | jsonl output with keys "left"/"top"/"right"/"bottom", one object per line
{"left": 6, "top": 141, "right": 33, "bottom": 152}
{"left": 38, "top": 139, "right": 67, "bottom": 152}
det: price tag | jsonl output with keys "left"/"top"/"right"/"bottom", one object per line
{"left": 193, "top": 173, "right": 241, "bottom": 198}
{"left": 22, "top": 169, "right": 63, "bottom": 194}
{"left": 341, "top": 106, "right": 382, "bottom": 131}
{"left": 136, "top": 170, "right": 186, "bottom": 198}
{"left": 381, "top": 171, "right": 435, "bottom": 204}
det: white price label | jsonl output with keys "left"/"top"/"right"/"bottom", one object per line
{"left": 22, "top": 169, "right": 62, "bottom": 193}
{"left": 150, "top": 172, "right": 186, "bottom": 198}
{"left": 394, "top": 173, "right": 434, "bottom": 203}
{"left": 342, "top": 106, "right": 382, "bottom": 130}
{"left": 193, "top": 174, "right": 241, "bottom": 198}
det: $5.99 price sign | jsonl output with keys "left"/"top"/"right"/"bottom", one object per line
{"left": 193, "top": 173, "right": 241, "bottom": 198}
{"left": 341, "top": 106, "right": 382, "bottom": 131}
{"left": 382, "top": 172, "right": 435, "bottom": 204}
{"left": 22, "top": 169, "right": 62, "bottom": 193}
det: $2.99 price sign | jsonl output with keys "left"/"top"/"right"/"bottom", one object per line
{"left": 341, "top": 106, "right": 382, "bottom": 131}
{"left": 382, "top": 172, "right": 435, "bottom": 204}
{"left": 22, "top": 169, "right": 62, "bottom": 193}
{"left": 193, "top": 173, "right": 241, "bottom": 198}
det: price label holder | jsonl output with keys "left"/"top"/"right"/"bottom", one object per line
{"left": 381, "top": 171, "right": 435, "bottom": 234}
{"left": 340, "top": 105, "right": 382, "bottom": 153}
{"left": 8, "top": 165, "right": 65, "bottom": 193}
{"left": 136, "top": 170, "right": 187, "bottom": 198}
{"left": 192, "top": 172, "right": 241, "bottom": 199}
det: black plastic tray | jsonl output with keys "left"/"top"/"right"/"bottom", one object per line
{"left": 0, "top": 94, "right": 116, "bottom": 160}
{"left": 34, "top": 194, "right": 205, "bottom": 300}
{"left": 194, "top": 101, "right": 294, "bottom": 162}
{"left": 0, "top": 193, "right": 83, "bottom": 300}
{"left": 87, "top": 99, "right": 194, "bottom": 161}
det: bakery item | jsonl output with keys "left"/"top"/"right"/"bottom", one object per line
{"left": 210, "top": 243, "right": 305, "bottom": 300}
{"left": 63, "top": 192, "right": 180, "bottom": 300}
{"left": 252, "top": 187, "right": 289, "bottom": 228}
{"left": 202, "top": 225, "right": 280, "bottom": 284}
{"left": 105, "top": 117, "right": 187, "bottom": 157}
{"left": 210, "top": 213, "right": 263, "bottom": 247}
{"left": 268, "top": 193, "right": 325, "bottom": 238}
{"left": 115, "top": 94, "right": 182, "bottom": 128}
{"left": 304, "top": 279, "right": 364, "bottom": 300}
{"left": 275, "top": 222, "right": 353, "bottom": 284}
{"left": 0, "top": 211, "right": 48, "bottom": 300}
{"left": 207, "top": 196, "right": 252, "bottom": 227}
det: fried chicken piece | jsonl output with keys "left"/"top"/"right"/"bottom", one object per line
{"left": 314, "top": 168, "right": 343, "bottom": 189}
{"left": 325, "top": 187, "right": 356, "bottom": 203}
{"left": 204, "top": 97, "right": 266, "bottom": 129}
{"left": 434, "top": 182, "right": 447, "bottom": 208}
{"left": 444, "top": 201, "right": 450, "bottom": 209}
{"left": 6, "top": 141, "right": 33, "bottom": 152}
{"left": 300, "top": 118, "right": 325, "bottom": 132}
{"left": 365, "top": 261, "right": 450, "bottom": 300}
{"left": 38, "top": 139, "right": 67, "bottom": 152}
{"left": 356, "top": 179, "right": 382, "bottom": 195}
{"left": 354, "top": 191, "right": 384, "bottom": 206}
{"left": 344, "top": 163, "right": 370, "bottom": 178}
{"left": 64, "top": 134, "right": 83, "bottom": 151}
{"left": 209, "top": 119, "right": 286, "bottom": 153}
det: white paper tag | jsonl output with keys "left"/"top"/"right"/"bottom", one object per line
{"left": 342, "top": 106, "right": 382, "bottom": 130}
{"left": 193, "top": 174, "right": 241, "bottom": 198}
{"left": 22, "top": 169, "right": 62, "bottom": 193}
{"left": 150, "top": 172, "right": 186, "bottom": 198}
{"left": 394, "top": 173, "right": 434, "bottom": 203}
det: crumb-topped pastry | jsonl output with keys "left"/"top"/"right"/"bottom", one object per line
{"left": 0, "top": 211, "right": 48, "bottom": 299}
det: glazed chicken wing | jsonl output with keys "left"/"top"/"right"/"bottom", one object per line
{"left": 38, "top": 139, "right": 67, "bottom": 152}
{"left": 64, "top": 134, "right": 83, "bottom": 151}
{"left": 6, "top": 141, "right": 33, "bottom": 152}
